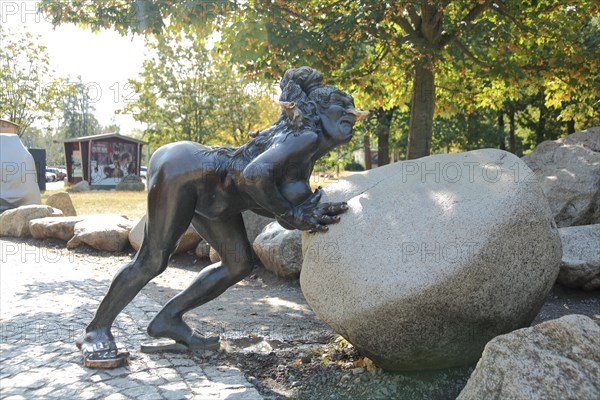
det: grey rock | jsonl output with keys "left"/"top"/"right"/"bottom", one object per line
{"left": 243, "top": 210, "right": 275, "bottom": 243}
{"left": 116, "top": 175, "right": 145, "bottom": 191}
{"left": 195, "top": 240, "right": 211, "bottom": 259}
{"left": 67, "top": 214, "right": 134, "bottom": 252}
{"left": 557, "top": 224, "right": 600, "bottom": 290}
{"left": 66, "top": 180, "right": 90, "bottom": 193}
{"left": 522, "top": 127, "right": 600, "bottom": 227}
{"left": 0, "top": 205, "right": 63, "bottom": 237}
{"left": 129, "top": 214, "right": 201, "bottom": 254}
{"left": 209, "top": 246, "right": 221, "bottom": 263}
{"left": 46, "top": 192, "right": 77, "bottom": 216}
{"left": 458, "top": 314, "right": 600, "bottom": 400}
{"left": 253, "top": 222, "right": 302, "bottom": 278}
{"left": 301, "top": 149, "right": 562, "bottom": 371}
{"left": 0, "top": 133, "right": 41, "bottom": 209}
{"left": 29, "top": 216, "right": 84, "bottom": 241}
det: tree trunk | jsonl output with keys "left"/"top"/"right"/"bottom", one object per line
{"left": 508, "top": 107, "right": 516, "bottom": 154}
{"left": 407, "top": 62, "right": 435, "bottom": 159}
{"left": 466, "top": 112, "right": 476, "bottom": 148}
{"left": 567, "top": 120, "right": 575, "bottom": 134}
{"left": 364, "top": 133, "right": 372, "bottom": 170}
{"left": 376, "top": 108, "right": 394, "bottom": 166}
{"left": 498, "top": 111, "right": 506, "bottom": 150}
{"left": 536, "top": 91, "right": 546, "bottom": 144}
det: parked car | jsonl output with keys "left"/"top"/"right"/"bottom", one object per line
{"left": 46, "top": 167, "right": 66, "bottom": 180}
{"left": 140, "top": 166, "right": 147, "bottom": 179}
{"left": 45, "top": 170, "right": 57, "bottom": 182}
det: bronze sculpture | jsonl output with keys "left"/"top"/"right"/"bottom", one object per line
{"left": 77, "top": 66, "right": 368, "bottom": 368}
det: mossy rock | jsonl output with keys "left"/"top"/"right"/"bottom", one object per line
{"left": 116, "top": 176, "right": 145, "bottom": 191}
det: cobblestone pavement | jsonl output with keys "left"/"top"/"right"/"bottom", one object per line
{"left": 0, "top": 240, "right": 263, "bottom": 400}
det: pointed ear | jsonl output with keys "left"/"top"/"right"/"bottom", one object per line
{"left": 279, "top": 101, "right": 304, "bottom": 128}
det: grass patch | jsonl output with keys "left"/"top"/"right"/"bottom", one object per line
{"left": 42, "top": 190, "right": 147, "bottom": 219}
{"left": 39, "top": 170, "right": 355, "bottom": 219}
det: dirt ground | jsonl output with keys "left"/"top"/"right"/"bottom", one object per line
{"left": 13, "top": 238, "right": 600, "bottom": 399}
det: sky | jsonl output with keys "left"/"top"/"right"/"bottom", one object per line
{"left": 1, "top": 0, "right": 148, "bottom": 134}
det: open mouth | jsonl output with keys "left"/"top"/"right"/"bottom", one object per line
{"left": 340, "top": 117, "right": 354, "bottom": 127}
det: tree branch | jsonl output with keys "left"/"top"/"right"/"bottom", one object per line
{"left": 394, "top": 15, "right": 418, "bottom": 37}
{"left": 439, "top": 0, "right": 492, "bottom": 48}
{"left": 406, "top": 4, "right": 421, "bottom": 30}
{"left": 453, "top": 39, "right": 487, "bottom": 66}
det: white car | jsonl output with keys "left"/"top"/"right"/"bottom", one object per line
{"left": 140, "top": 166, "right": 147, "bottom": 179}
{"left": 45, "top": 171, "right": 57, "bottom": 182}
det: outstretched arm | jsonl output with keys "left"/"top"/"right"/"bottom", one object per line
{"left": 241, "top": 132, "right": 346, "bottom": 231}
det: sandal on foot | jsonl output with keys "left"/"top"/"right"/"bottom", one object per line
{"left": 140, "top": 340, "right": 189, "bottom": 353}
{"left": 81, "top": 341, "right": 129, "bottom": 369}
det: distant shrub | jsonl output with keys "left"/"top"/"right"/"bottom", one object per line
{"left": 344, "top": 161, "right": 365, "bottom": 171}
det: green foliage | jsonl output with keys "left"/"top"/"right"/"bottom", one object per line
{"left": 344, "top": 161, "right": 364, "bottom": 172}
{"left": 59, "top": 76, "right": 102, "bottom": 138}
{"left": 20, "top": 127, "right": 65, "bottom": 166}
{"left": 39, "top": 0, "right": 600, "bottom": 158}
{"left": 122, "top": 29, "right": 279, "bottom": 148}
{"left": 0, "top": 27, "right": 66, "bottom": 136}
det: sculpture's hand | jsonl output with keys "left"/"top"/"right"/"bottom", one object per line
{"left": 281, "top": 188, "right": 348, "bottom": 232}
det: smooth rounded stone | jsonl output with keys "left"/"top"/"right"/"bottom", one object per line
{"left": 128, "top": 214, "right": 201, "bottom": 254}
{"left": 301, "top": 149, "right": 562, "bottom": 371}
{"left": 209, "top": 246, "right": 221, "bottom": 263}
{"left": 457, "top": 315, "right": 600, "bottom": 400}
{"left": 116, "top": 175, "right": 145, "bottom": 191}
{"left": 29, "top": 216, "right": 85, "bottom": 241}
{"left": 0, "top": 134, "right": 41, "bottom": 209}
{"left": 67, "top": 214, "right": 134, "bottom": 252}
{"left": 195, "top": 240, "right": 211, "bottom": 259}
{"left": 46, "top": 192, "right": 77, "bottom": 216}
{"left": 0, "top": 205, "right": 64, "bottom": 237}
{"left": 253, "top": 221, "right": 302, "bottom": 278}
{"left": 66, "top": 180, "right": 90, "bottom": 193}
{"left": 522, "top": 127, "right": 600, "bottom": 227}
{"left": 557, "top": 224, "right": 600, "bottom": 291}
{"left": 243, "top": 211, "right": 275, "bottom": 243}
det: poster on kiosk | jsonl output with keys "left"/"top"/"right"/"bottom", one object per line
{"left": 89, "top": 141, "right": 138, "bottom": 185}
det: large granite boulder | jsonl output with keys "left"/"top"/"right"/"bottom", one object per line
{"left": 29, "top": 216, "right": 84, "bottom": 241}
{"left": 522, "top": 127, "right": 600, "bottom": 227}
{"left": 46, "top": 192, "right": 77, "bottom": 216}
{"left": 458, "top": 315, "right": 600, "bottom": 400}
{"left": 0, "top": 205, "right": 63, "bottom": 237}
{"left": 253, "top": 222, "right": 302, "bottom": 278}
{"left": 557, "top": 224, "right": 600, "bottom": 291}
{"left": 67, "top": 214, "right": 134, "bottom": 252}
{"left": 301, "top": 149, "right": 562, "bottom": 371}
{"left": 0, "top": 134, "right": 41, "bottom": 211}
{"left": 128, "top": 214, "right": 201, "bottom": 254}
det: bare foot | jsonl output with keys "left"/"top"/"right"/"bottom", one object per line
{"left": 147, "top": 314, "right": 220, "bottom": 350}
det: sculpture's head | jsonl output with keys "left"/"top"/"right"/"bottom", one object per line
{"left": 278, "top": 67, "right": 368, "bottom": 145}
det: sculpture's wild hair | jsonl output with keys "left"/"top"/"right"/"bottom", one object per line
{"left": 210, "top": 66, "right": 350, "bottom": 172}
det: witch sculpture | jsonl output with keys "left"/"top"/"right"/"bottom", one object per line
{"left": 77, "top": 66, "right": 368, "bottom": 367}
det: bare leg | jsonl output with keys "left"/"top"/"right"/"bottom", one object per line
{"left": 78, "top": 181, "right": 197, "bottom": 354}
{"left": 146, "top": 213, "right": 254, "bottom": 348}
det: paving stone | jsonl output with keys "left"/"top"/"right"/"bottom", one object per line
{"left": 0, "top": 238, "right": 263, "bottom": 400}
{"left": 138, "top": 392, "right": 166, "bottom": 400}
{"left": 104, "top": 393, "right": 128, "bottom": 400}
